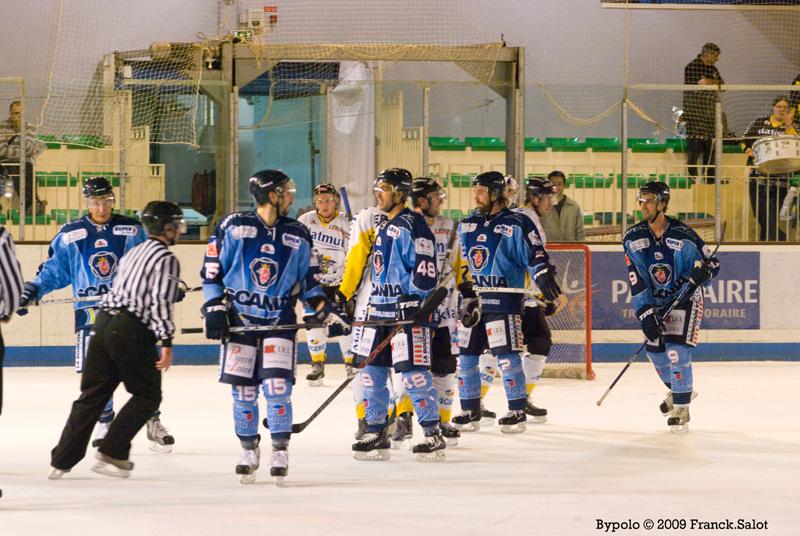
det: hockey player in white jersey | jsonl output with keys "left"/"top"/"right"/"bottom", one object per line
{"left": 338, "top": 199, "right": 389, "bottom": 440}
{"left": 480, "top": 177, "right": 558, "bottom": 423}
{"left": 298, "top": 183, "right": 352, "bottom": 386}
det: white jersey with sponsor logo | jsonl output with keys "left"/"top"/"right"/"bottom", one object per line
{"left": 298, "top": 210, "right": 351, "bottom": 286}
{"left": 425, "top": 215, "right": 458, "bottom": 324}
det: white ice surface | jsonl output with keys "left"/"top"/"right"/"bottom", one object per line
{"left": 0, "top": 362, "right": 798, "bottom": 536}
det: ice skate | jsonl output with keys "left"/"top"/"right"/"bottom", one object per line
{"left": 91, "top": 421, "right": 110, "bottom": 448}
{"left": 667, "top": 406, "right": 690, "bottom": 434}
{"left": 412, "top": 432, "right": 446, "bottom": 462}
{"left": 391, "top": 412, "right": 413, "bottom": 449}
{"left": 235, "top": 447, "right": 261, "bottom": 484}
{"left": 146, "top": 416, "right": 175, "bottom": 453}
{"left": 306, "top": 361, "right": 325, "bottom": 387}
{"left": 499, "top": 409, "right": 527, "bottom": 434}
{"left": 439, "top": 421, "right": 460, "bottom": 447}
{"left": 352, "top": 428, "right": 391, "bottom": 461}
{"left": 270, "top": 448, "right": 289, "bottom": 487}
{"left": 354, "top": 417, "right": 368, "bottom": 440}
{"left": 91, "top": 452, "right": 133, "bottom": 479}
{"left": 452, "top": 410, "right": 481, "bottom": 432}
{"left": 48, "top": 467, "right": 70, "bottom": 480}
{"left": 660, "top": 390, "right": 698, "bottom": 416}
{"left": 524, "top": 400, "right": 548, "bottom": 424}
{"left": 480, "top": 405, "right": 496, "bottom": 426}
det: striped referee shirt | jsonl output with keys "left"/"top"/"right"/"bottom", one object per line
{"left": 100, "top": 238, "right": 180, "bottom": 346}
{"left": 0, "top": 226, "right": 23, "bottom": 319}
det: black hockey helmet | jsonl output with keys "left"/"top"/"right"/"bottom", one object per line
{"left": 525, "top": 177, "right": 555, "bottom": 198}
{"left": 639, "top": 180, "right": 670, "bottom": 207}
{"left": 410, "top": 177, "right": 445, "bottom": 206}
{"left": 313, "top": 182, "right": 340, "bottom": 201}
{"left": 249, "top": 169, "right": 294, "bottom": 205}
{"left": 141, "top": 201, "right": 186, "bottom": 236}
{"left": 374, "top": 168, "right": 413, "bottom": 194}
{"left": 472, "top": 171, "right": 506, "bottom": 195}
{"left": 83, "top": 176, "right": 114, "bottom": 198}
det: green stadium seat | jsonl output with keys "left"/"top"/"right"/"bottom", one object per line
{"left": 667, "top": 174, "right": 692, "bottom": 189}
{"left": 583, "top": 214, "right": 594, "bottom": 226}
{"left": 36, "top": 171, "right": 69, "bottom": 188}
{"left": 524, "top": 137, "right": 547, "bottom": 151}
{"left": 546, "top": 137, "right": 587, "bottom": 152}
{"left": 723, "top": 141, "right": 743, "bottom": 154}
{"left": 465, "top": 137, "right": 505, "bottom": 151}
{"left": 62, "top": 135, "right": 104, "bottom": 149}
{"left": 10, "top": 209, "right": 51, "bottom": 225}
{"left": 594, "top": 211, "right": 634, "bottom": 225}
{"left": 616, "top": 173, "right": 649, "bottom": 189}
{"left": 429, "top": 137, "right": 466, "bottom": 151}
{"left": 586, "top": 137, "right": 621, "bottom": 152}
{"left": 37, "top": 135, "right": 61, "bottom": 149}
{"left": 570, "top": 173, "right": 612, "bottom": 188}
{"left": 666, "top": 138, "right": 687, "bottom": 153}
{"left": 628, "top": 138, "right": 666, "bottom": 153}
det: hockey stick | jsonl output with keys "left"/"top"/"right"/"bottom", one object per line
{"left": 339, "top": 186, "right": 353, "bottom": 221}
{"left": 182, "top": 318, "right": 417, "bottom": 335}
{"left": 596, "top": 221, "right": 726, "bottom": 407}
{"left": 288, "top": 285, "right": 449, "bottom": 433}
{"left": 19, "top": 286, "right": 202, "bottom": 313}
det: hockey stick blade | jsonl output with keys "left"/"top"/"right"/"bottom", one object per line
{"left": 289, "top": 286, "right": 448, "bottom": 434}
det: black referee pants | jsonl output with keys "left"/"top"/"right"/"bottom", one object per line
{"left": 51, "top": 310, "right": 162, "bottom": 469}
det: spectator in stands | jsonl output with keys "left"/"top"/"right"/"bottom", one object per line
{"left": 683, "top": 43, "right": 723, "bottom": 184}
{"left": 741, "top": 96, "right": 797, "bottom": 242}
{"left": 0, "top": 101, "right": 46, "bottom": 214}
{"left": 538, "top": 170, "right": 585, "bottom": 242}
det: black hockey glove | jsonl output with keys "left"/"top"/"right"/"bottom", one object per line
{"left": 332, "top": 287, "right": 356, "bottom": 319}
{"left": 637, "top": 304, "right": 665, "bottom": 342}
{"left": 396, "top": 294, "right": 422, "bottom": 322}
{"left": 307, "top": 298, "right": 352, "bottom": 337}
{"left": 459, "top": 283, "right": 481, "bottom": 328}
{"left": 202, "top": 297, "right": 229, "bottom": 340}
{"left": 534, "top": 264, "right": 561, "bottom": 302}
{"left": 689, "top": 258, "right": 716, "bottom": 287}
{"left": 16, "top": 281, "right": 40, "bottom": 316}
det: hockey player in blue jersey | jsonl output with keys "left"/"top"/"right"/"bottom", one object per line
{"left": 453, "top": 171, "right": 561, "bottom": 434}
{"left": 623, "top": 181, "right": 719, "bottom": 433}
{"left": 17, "top": 177, "right": 175, "bottom": 451}
{"left": 200, "top": 169, "right": 347, "bottom": 485}
{"left": 349, "top": 168, "right": 446, "bottom": 462}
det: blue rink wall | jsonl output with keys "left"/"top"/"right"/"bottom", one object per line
{"left": 4, "top": 243, "right": 799, "bottom": 367}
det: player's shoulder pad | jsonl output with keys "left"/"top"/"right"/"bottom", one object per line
{"left": 297, "top": 210, "right": 315, "bottom": 225}
{"left": 110, "top": 214, "right": 143, "bottom": 227}
{"left": 622, "top": 221, "right": 651, "bottom": 252}
{"left": 218, "top": 211, "right": 253, "bottom": 230}
{"left": 57, "top": 218, "right": 91, "bottom": 245}
{"left": 280, "top": 217, "right": 314, "bottom": 245}
{"left": 665, "top": 216, "right": 706, "bottom": 247}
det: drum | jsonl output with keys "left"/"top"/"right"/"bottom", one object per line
{"left": 752, "top": 136, "right": 800, "bottom": 175}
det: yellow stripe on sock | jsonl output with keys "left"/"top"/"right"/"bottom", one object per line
{"left": 397, "top": 395, "right": 414, "bottom": 415}
{"left": 355, "top": 402, "right": 366, "bottom": 420}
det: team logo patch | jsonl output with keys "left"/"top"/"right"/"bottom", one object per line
{"left": 666, "top": 238, "right": 684, "bottom": 251}
{"left": 260, "top": 243, "right": 275, "bottom": 254}
{"left": 88, "top": 251, "right": 118, "bottom": 280}
{"left": 281, "top": 233, "right": 302, "bottom": 250}
{"left": 112, "top": 225, "right": 138, "bottom": 236}
{"left": 206, "top": 240, "right": 219, "bottom": 257}
{"left": 654, "top": 251, "right": 664, "bottom": 260}
{"left": 373, "top": 250, "right": 385, "bottom": 276}
{"left": 649, "top": 263, "right": 672, "bottom": 286}
{"left": 415, "top": 237, "right": 434, "bottom": 257}
{"left": 468, "top": 245, "right": 490, "bottom": 271}
{"left": 476, "top": 233, "right": 487, "bottom": 243}
{"left": 249, "top": 257, "right": 279, "bottom": 289}
{"left": 375, "top": 236, "right": 382, "bottom": 246}
{"left": 94, "top": 239, "right": 108, "bottom": 248}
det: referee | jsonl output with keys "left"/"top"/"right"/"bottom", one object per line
{"left": 50, "top": 201, "right": 186, "bottom": 479}
{"left": 0, "top": 224, "right": 24, "bottom": 416}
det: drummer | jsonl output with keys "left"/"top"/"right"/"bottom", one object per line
{"left": 741, "top": 95, "right": 798, "bottom": 241}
